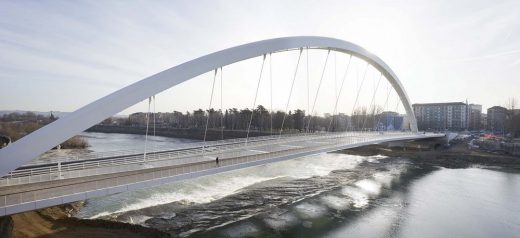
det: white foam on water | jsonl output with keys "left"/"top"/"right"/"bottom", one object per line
{"left": 89, "top": 211, "right": 112, "bottom": 219}
{"left": 82, "top": 153, "right": 368, "bottom": 219}
{"left": 87, "top": 175, "right": 276, "bottom": 218}
{"left": 355, "top": 179, "right": 382, "bottom": 195}
{"left": 372, "top": 172, "right": 394, "bottom": 187}
{"left": 372, "top": 154, "right": 388, "bottom": 159}
{"left": 260, "top": 153, "right": 366, "bottom": 179}
{"left": 222, "top": 222, "right": 259, "bottom": 238}
{"left": 341, "top": 186, "right": 369, "bottom": 208}
{"left": 263, "top": 212, "right": 299, "bottom": 230}
{"left": 320, "top": 195, "right": 351, "bottom": 210}
{"left": 366, "top": 154, "right": 386, "bottom": 163}
{"left": 293, "top": 202, "right": 328, "bottom": 219}
{"left": 128, "top": 215, "right": 153, "bottom": 225}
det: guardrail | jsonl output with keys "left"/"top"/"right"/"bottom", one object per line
{"left": 0, "top": 131, "right": 415, "bottom": 186}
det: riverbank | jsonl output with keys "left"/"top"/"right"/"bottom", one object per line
{"left": 0, "top": 121, "right": 88, "bottom": 149}
{"left": 7, "top": 202, "right": 168, "bottom": 238}
{"left": 87, "top": 125, "right": 277, "bottom": 141}
{"left": 4, "top": 139, "right": 519, "bottom": 237}
{"left": 341, "top": 139, "right": 520, "bottom": 170}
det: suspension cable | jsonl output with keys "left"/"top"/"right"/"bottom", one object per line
{"left": 361, "top": 73, "right": 382, "bottom": 131}
{"left": 143, "top": 97, "right": 151, "bottom": 162}
{"left": 152, "top": 95, "right": 156, "bottom": 153}
{"left": 220, "top": 67, "right": 224, "bottom": 158}
{"left": 395, "top": 91, "right": 401, "bottom": 113}
{"left": 305, "top": 49, "right": 331, "bottom": 133}
{"left": 279, "top": 48, "right": 303, "bottom": 138}
{"left": 328, "top": 54, "right": 353, "bottom": 132}
{"left": 153, "top": 96, "right": 156, "bottom": 137}
{"left": 331, "top": 52, "right": 337, "bottom": 131}
{"left": 220, "top": 67, "right": 224, "bottom": 141}
{"left": 394, "top": 91, "right": 403, "bottom": 130}
{"left": 246, "top": 54, "right": 267, "bottom": 144}
{"left": 269, "top": 53, "right": 273, "bottom": 136}
{"left": 334, "top": 52, "right": 338, "bottom": 101}
{"left": 306, "top": 47, "right": 310, "bottom": 120}
{"left": 350, "top": 62, "right": 369, "bottom": 131}
{"left": 203, "top": 69, "right": 218, "bottom": 155}
{"left": 375, "top": 82, "right": 393, "bottom": 131}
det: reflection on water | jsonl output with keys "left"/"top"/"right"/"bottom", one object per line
{"left": 397, "top": 168, "right": 520, "bottom": 238}
{"left": 325, "top": 168, "right": 520, "bottom": 238}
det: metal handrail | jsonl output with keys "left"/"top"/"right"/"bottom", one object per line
{"left": 0, "top": 131, "right": 418, "bottom": 186}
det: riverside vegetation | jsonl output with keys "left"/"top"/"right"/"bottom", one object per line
{"left": 0, "top": 112, "right": 88, "bottom": 149}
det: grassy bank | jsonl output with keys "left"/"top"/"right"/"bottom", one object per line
{"left": 0, "top": 122, "right": 89, "bottom": 149}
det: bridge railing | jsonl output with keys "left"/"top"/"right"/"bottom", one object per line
{"left": 0, "top": 131, "right": 416, "bottom": 186}
{"left": 1, "top": 132, "right": 420, "bottom": 213}
{"left": 25, "top": 132, "right": 315, "bottom": 166}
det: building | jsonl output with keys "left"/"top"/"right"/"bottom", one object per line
{"left": 487, "top": 106, "right": 508, "bottom": 134}
{"left": 412, "top": 102, "right": 467, "bottom": 131}
{"left": 468, "top": 104, "right": 482, "bottom": 131}
{"left": 481, "top": 113, "right": 487, "bottom": 130}
{"left": 375, "top": 111, "right": 404, "bottom": 130}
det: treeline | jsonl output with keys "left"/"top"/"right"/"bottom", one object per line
{"left": 0, "top": 112, "right": 88, "bottom": 148}
{"left": 115, "top": 104, "right": 399, "bottom": 132}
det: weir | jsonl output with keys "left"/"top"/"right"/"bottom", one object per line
{"left": 0, "top": 131, "right": 442, "bottom": 216}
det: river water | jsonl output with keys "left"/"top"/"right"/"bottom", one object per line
{"left": 76, "top": 132, "right": 520, "bottom": 237}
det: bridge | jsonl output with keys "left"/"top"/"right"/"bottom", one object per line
{"left": 0, "top": 36, "right": 443, "bottom": 216}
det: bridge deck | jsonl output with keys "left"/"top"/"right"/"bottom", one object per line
{"left": 0, "top": 131, "right": 443, "bottom": 216}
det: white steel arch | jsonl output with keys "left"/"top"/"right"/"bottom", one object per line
{"left": 0, "top": 36, "right": 418, "bottom": 177}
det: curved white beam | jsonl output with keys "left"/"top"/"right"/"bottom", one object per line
{"left": 0, "top": 36, "right": 418, "bottom": 176}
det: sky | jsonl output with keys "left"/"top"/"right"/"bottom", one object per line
{"left": 1, "top": 0, "right": 519, "bottom": 116}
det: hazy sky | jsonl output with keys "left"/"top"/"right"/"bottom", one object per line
{"left": 1, "top": 0, "right": 519, "bottom": 115}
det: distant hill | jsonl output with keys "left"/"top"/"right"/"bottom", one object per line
{"left": 0, "top": 110, "right": 70, "bottom": 118}
{"left": 0, "top": 110, "right": 129, "bottom": 118}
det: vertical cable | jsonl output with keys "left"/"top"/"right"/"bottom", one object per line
{"left": 307, "top": 47, "right": 310, "bottom": 123}
{"left": 361, "top": 73, "right": 382, "bottom": 131}
{"left": 328, "top": 54, "right": 352, "bottom": 132}
{"left": 395, "top": 92, "right": 402, "bottom": 130}
{"left": 220, "top": 67, "right": 224, "bottom": 141}
{"left": 203, "top": 69, "right": 218, "bottom": 155}
{"left": 332, "top": 52, "right": 337, "bottom": 131}
{"left": 143, "top": 97, "right": 151, "bottom": 162}
{"left": 375, "top": 82, "right": 392, "bottom": 131}
{"left": 306, "top": 50, "right": 330, "bottom": 133}
{"left": 246, "top": 54, "right": 267, "bottom": 144}
{"left": 220, "top": 67, "right": 224, "bottom": 159}
{"left": 269, "top": 53, "right": 273, "bottom": 136}
{"left": 152, "top": 95, "right": 156, "bottom": 153}
{"left": 279, "top": 48, "right": 303, "bottom": 138}
{"left": 334, "top": 52, "right": 338, "bottom": 101}
{"left": 153, "top": 96, "right": 156, "bottom": 137}
{"left": 350, "top": 62, "right": 369, "bottom": 131}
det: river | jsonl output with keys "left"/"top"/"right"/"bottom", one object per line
{"left": 76, "top": 132, "right": 520, "bottom": 237}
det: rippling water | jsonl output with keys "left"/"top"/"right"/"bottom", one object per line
{"left": 80, "top": 132, "right": 198, "bottom": 153}
{"left": 78, "top": 132, "right": 520, "bottom": 237}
